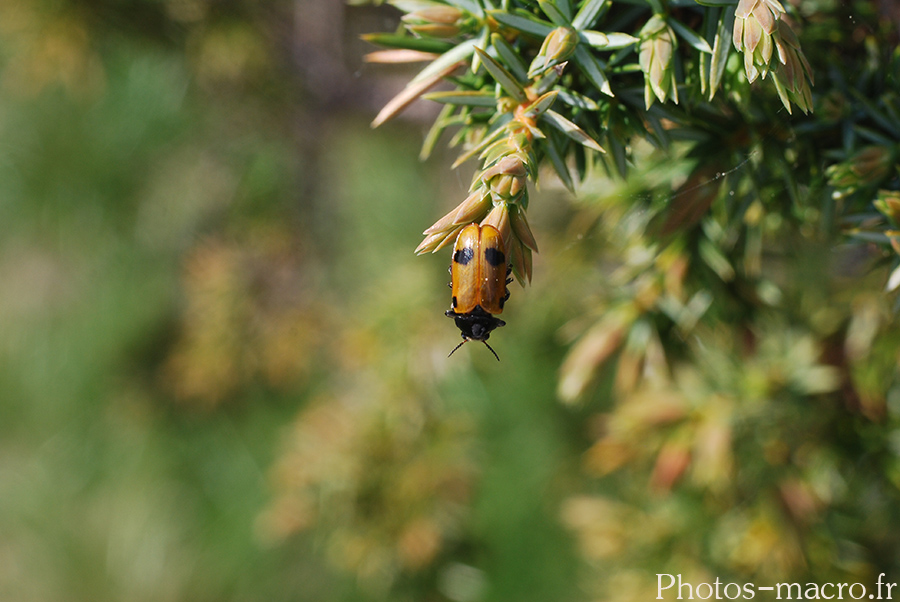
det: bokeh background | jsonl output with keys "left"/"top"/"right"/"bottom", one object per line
{"left": 0, "top": 1, "right": 582, "bottom": 599}
{"left": 2, "top": 1, "right": 900, "bottom": 601}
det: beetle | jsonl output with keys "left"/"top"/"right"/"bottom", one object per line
{"left": 445, "top": 223, "right": 512, "bottom": 360}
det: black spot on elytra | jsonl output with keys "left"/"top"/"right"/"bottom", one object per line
{"left": 451, "top": 295, "right": 458, "bottom": 308}
{"left": 484, "top": 247, "right": 505, "bottom": 267}
{"left": 454, "top": 247, "right": 475, "bottom": 265}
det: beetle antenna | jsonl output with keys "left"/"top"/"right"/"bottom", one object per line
{"left": 482, "top": 341, "right": 501, "bottom": 361}
{"left": 447, "top": 339, "right": 467, "bottom": 358}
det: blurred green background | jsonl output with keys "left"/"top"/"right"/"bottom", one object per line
{"left": 0, "top": 1, "right": 584, "bottom": 599}
{"left": 3, "top": 1, "right": 900, "bottom": 601}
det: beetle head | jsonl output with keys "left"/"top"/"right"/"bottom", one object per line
{"left": 445, "top": 306, "right": 505, "bottom": 361}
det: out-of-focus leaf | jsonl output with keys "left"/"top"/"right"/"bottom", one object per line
{"left": 572, "top": 0, "right": 609, "bottom": 31}
{"left": 558, "top": 306, "right": 636, "bottom": 404}
{"left": 854, "top": 125, "right": 899, "bottom": 147}
{"left": 451, "top": 122, "right": 508, "bottom": 168}
{"left": 543, "top": 109, "right": 605, "bottom": 152}
{"left": 660, "top": 165, "right": 721, "bottom": 234}
{"left": 607, "top": 133, "right": 628, "bottom": 178}
{"left": 488, "top": 9, "right": 555, "bottom": 38}
{"left": 574, "top": 45, "right": 613, "bottom": 96}
{"left": 443, "top": 0, "right": 482, "bottom": 15}
{"left": 678, "top": 290, "right": 713, "bottom": 333}
{"left": 361, "top": 33, "right": 454, "bottom": 54}
{"left": 364, "top": 49, "right": 440, "bottom": 63}
{"left": 510, "top": 204, "right": 539, "bottom": 252}
{"left": 556, "top": 0, "right": 573, "bottom": 21}
{"left": 694, "top": 0, "right": 738, "bottom": 5}
{"left": 886, "top": 264, "right": 900, "bottom": 292}
{"left": 491, "top": 33, "right": 528, "bottom": 82}
{"left": 390, "top": 0, "right": 441, "bottom": 11}
{"left": 644, "top": 110, "right": 671, "bottom": 149}
{"left": 883, "top": 101, "right": 900, "bottom": 133}
{"left": 544, "top": 134, "right": 576, "bottom": 192}
{"left": 557, "top": 89, "right": 600, "bottom": 110}
{"left": 708, "top": 6, "right": 735, "bottom": 100}
{"left": 772, "top": 73, "right": 794, "bottom": 115}
{"left": 698, "top": 238, "right": 735, "bottom": 281}
{"left": 699, "top": 8, "right": 717, "bottom": 96}
{"left": 372, "top": 61, "right": 462, "bottom": 127}
{"left": 474, "top": 47, "right": 527, "bottom": 102}
{"left": 423, "top": 90, "right": 498, "bottom": 106}
{"left": 846, "top": 230, "right": 892, "bottom": 245}
{"left": 539, "top": 0, "right": 571, "bottom": 26}
{"left": 668, "top": 17, "right": 712, "bottom": 53}
{"left": 420, "top": 103, "right": 456, "bottom": 160}
{"left": 471, "top": 26, "right": 491, "bottom": 73}
{"left": 411, "top": 38, "right": 478, "bottom": 85}
{"left": 792, "top": 366, "right": 841, "bottom": 395}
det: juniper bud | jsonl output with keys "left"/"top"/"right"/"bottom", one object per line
{"left": 529, "top": 27, "right": 578, "bottom": 77}
{"left": 733, "top": 0, "right": 784, "bottom": 82}
{"left": 771, "top": 21, "right": 814, "bottom": 113}
{"left": 481, "top": 202, "right": 511, "bottom": 250}
{"left": 639, "top": 15, "right": 678, "bottom": 109}
{"left": 875, "top": 190, "right": 900, "bottom": 225}
{"left": 402, "top": 6, "right": 464, "bottom": 38}
{"left": 417, "top": 190, "right": 491, "bottom": 254}
{"left": 481, "top": 155, "right": 528, "bottom": 203}
{"left": 509, "top": 204, "right": 538, "bottom": 253}
{"left": 826, "top": 146, "right": 895, "bottom": 200}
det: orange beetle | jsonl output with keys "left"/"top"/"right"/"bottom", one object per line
{"left": 445, "top": 223, "right": 511, "bottom": 360}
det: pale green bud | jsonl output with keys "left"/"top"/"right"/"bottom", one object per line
{"left": 402, "top": 6, "right": 464, "bottom": 37}
{"left": 529, "top": 27, "right": 578, "bottom": 77}
{"left": 481, "top": 155, "right": 528, "bottom": 202}
{"left": 639, "top": 15, "right": 678, "bottom": 109}
{"left": 733, "top": 0, "right": 787, "bottom": 82}
{"left": 826, "top": 146, "right": 896, "bottom": 199}
{"left": 406, "top": 6, "right": 463, "bottom": 25}
{"left": 875, "top": 190, "right": 900, "bottom": 225}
